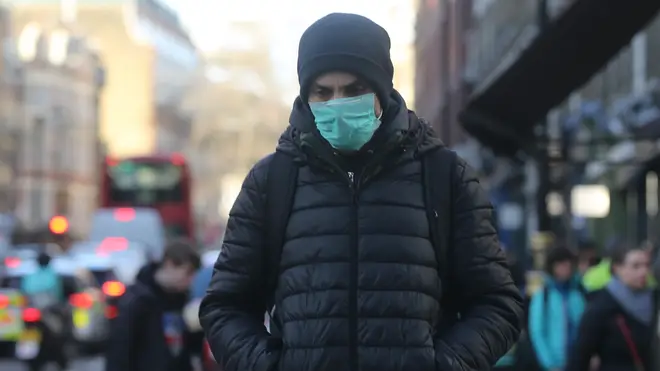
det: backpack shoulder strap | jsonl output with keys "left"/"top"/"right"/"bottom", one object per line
{"left": 542, "top": 286, "right": 550, "bottom": 308}
{"left": 264, "top": 151, "right": 298, "bottom": 312}
{"left": 542, "top": 286, "right": 550, "bottom": 335}
{"left": 422, "top": 147, "right": 457, "bottom": 283}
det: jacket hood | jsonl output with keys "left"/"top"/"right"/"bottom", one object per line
{"left": 277, "top": 90, "right": 443, "bottom": 160}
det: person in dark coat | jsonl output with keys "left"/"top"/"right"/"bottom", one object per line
{"left": 567, "top": 245, "right": 657, "bottom": 371}
{"left": 199, "top": 12, "right": 523, "bottom": 371}
{"left": 105, "top": 240, "right": 201, "bottom": 371}
{"left": 652, "top": 251, "right": 660, "bottom": 370}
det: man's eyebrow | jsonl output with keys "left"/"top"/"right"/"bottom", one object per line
{"left": 311, "top": 83, "right": 331, "bottom": 90}
{"left": 344, "top": 80, "right": 366, "bottom": 89}
{"left": 312, "top": 79, "right": 365, "bottom": 90}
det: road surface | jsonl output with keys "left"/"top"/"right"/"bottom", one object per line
{"left": 0, "top": 356, "right": 104, "bottom": 370}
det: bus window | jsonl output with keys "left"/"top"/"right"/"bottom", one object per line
{"left": 107, "top": 161, "right": 184, "bottom": 205}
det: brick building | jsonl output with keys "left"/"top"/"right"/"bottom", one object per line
{"left": 11, "top": 0, "right": 198, "bottom": 157}
{"left": 414, "top": 0, "right": 472, "bottom": 148}
{"left": 14, "top": 23, "right": 104, "bottom": 232}
{"left": 0, "top": 5, "right": 23, "bottom": 214}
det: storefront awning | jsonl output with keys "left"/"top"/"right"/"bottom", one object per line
{"left": 460, "top": 0, "right": 660, "bottom": 157}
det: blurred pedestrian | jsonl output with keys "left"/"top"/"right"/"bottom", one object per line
{"left": 652, "top": 250, "right": 660, "bottom": 371}
{"left": 528, "top": 246, "right": 586, "bottom": 371}
{"left": 21, "top": 251, "right": 70, "bottom": 371}
{"left": 199, "top": 12, "right": 523, "bottom": 371}
{"left": 577, "top": 239, "right": 600, "bottom": 275}
{"left": 105, "top": 240, "right": 201, "bottom": 371}
{"left": 567, "top": 244, "right": 658, "bottom": 371}
{"left": 583, "top": 237, "right": 657, "bottom": 295}
{"left": 21, "top": 251, "right": 63, "bottom": 303}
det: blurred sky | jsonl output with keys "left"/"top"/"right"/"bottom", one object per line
{"left": 166, "top": 0, "right": 414, "bottom": 100}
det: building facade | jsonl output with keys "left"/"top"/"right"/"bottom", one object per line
{"left": 10, "top": 0, "right": 198, "bottom": 157}
{"left": 184, "top": 22, "right": 289, "bottom": 233}
{"left": 414, "top": 0, "right": 472, "bottom": 148}
{"left": 14, "top": 23, "right": 104, "bottom": 233}
{"left": 375, "top": 0, "right": 416, "bottom": 109}
{"left": 462, "top": 0, "right": 660, "bottom": 245}
{"left": 0, "top": 4, "right": 24, "bottom": 215}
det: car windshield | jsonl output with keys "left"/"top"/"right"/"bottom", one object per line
{"left": 71, "top": 241, "right": 148, "bottom": 284}
{"left": 88, "top": 208, "right": 165, "bottom": 259}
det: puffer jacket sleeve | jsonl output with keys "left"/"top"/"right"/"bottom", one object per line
{"left": 434, "top": 158, "right": 524, "bottom": 371}
{"left": 199, "top": 156, "right": 278, "bottom": 371}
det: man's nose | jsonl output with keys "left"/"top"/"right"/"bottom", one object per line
{"left": 330, "top": 90, "right": 347, "bottom": 100}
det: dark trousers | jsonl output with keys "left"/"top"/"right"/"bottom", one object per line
{"left": 26, "top": 308, "right": 70, "bottom": 371}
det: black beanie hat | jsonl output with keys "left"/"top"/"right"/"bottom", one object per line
{"left": 297, "top": 13, "right": 394, "bottom": 108}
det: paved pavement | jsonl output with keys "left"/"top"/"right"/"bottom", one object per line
{"left": 0, "top": 356, "right": 104, "bottom": 370}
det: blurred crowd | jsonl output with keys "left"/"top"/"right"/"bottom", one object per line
{"left": 498, "top": 239, "right": 660, "bottom": 371}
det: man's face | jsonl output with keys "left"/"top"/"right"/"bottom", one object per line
{"left": 160, "top": 260, "right": 196, "bottom": 292}
{"left": 552, "top": 260, "right": 574, "bottom": 281}
{"left": 308, "top": 71, "right": 382, "bottom": 116}
{"left": 614, "top": 250, "right": 650, "bottom": 290}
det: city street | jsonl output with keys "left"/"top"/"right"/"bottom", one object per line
{"left": 0, "top": 356, "right": 104, "bottom": 370}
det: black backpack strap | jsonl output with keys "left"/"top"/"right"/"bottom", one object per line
{"left": 422, "top": 147, "right": 457, "bottom": 319}
{"left": 264, "top": 152, "right": 298, "bottom": 332}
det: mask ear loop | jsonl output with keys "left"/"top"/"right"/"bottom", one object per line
{"left": 377, "top": 110, "right": 383, "bottom": 120}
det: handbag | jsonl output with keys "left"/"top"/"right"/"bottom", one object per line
{"left": 615, "top": 315, "right": 645, "bottom": 371}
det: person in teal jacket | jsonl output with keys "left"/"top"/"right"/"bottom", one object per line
{"left": 529, "top": 247, "right": 586, "bottom": 371}
{"left": 21, "top": 252, "right": 63, "bottom": 304}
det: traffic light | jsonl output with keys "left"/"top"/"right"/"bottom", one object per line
{"left": 48, "top": 215, "right": 69, "bottom": 235}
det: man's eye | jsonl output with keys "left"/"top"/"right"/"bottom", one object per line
{"left": 346, "top": 85, "right": 366, "bottom": 95}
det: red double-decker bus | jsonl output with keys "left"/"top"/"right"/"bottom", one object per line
{"left": 100, "top": 154, "right": 194, "bottom": 240}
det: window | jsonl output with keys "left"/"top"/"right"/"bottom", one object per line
{"left": 31, "top": 117, "right": 44, "bottom": 169}
{"left": 29, "top": 187, "right": 42, "bottom": 224}
{"left": 107, "top": 161, "right": 184, "bottom": 205}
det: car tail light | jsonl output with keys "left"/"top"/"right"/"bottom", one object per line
{"left": 105, "top": 305, "right": 118, "bottom": 319}
{"left": 4, "top": 257, "right": 19, "bottom": 268}
{"left": 102, "top": 281, "right": 125, "bottom": 297}
{"left": 0, "top": 295, "right": 8, "bottom": 309}
{"left": 22, "top": 308, "right": 41, "bottom": 322}
{"left": 69, "top": 293, "right": 94, "bottom": 309}
{"left": 170, "top": 153, "right": 185, "bottom": 165}
{"left": 96, "top": 237, "right": 128, "bottom": 256}
{"left": 114, "top": 208, "right": 135, "bottom": 222}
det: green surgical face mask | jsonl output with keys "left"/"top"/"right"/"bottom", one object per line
{"left": 309, "top": 93, "right": 382, "bottom": 151}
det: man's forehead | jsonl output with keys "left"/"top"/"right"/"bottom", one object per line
{"left": 313, "top": 72, "right": 364, "bottom": 87}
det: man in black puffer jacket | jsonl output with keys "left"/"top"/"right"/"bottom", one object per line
{"left": 200, "top": 12, "right": 523, "bottom": 371}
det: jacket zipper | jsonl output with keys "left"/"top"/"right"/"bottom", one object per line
{"left": 347, "top": 171, "right": 359, "bottom": 371}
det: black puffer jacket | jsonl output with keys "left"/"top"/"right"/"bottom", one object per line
{"left": 200, "top": 92, "right": 523, "bottom": 371}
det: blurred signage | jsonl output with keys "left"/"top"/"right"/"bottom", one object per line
{"left": 109, "top": 161, "right": 182, "bottom": 190}
{"left": 498, "top": 203, "right": 523, "bottom": 230}
{"left": 571, "top": 184, "right": 610, "bottom": 218}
